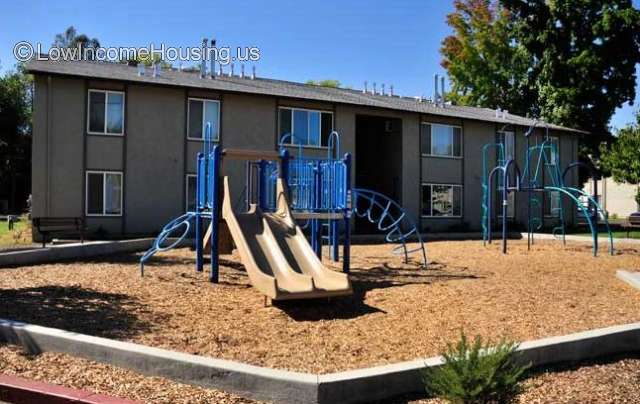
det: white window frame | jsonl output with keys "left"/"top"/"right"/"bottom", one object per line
{"left": 185, "top": 174, "right": 197, "bottom": 212}
{"left": 421, "top": 183, "right": 463, "bottom": 218}
{"left": 278, "top": 106, "right": 333, "bottom": 149}
{"left": 187, "top": 98, "right": 221, "bottom": 141}
{"left": 421, "top": 122, "right": 463, "bottom": 159}
{"left": 86, "top": 89, "right": 125, "bottom": 136}
{"left": 85, "top": 171, "right": 123, "bottom": 217}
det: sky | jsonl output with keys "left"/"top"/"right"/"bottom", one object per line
{"left": 1, "top": 0, "right": 638, "bottom": 130}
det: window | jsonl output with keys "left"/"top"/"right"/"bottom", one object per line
{"left": 186, "top": 174, "right": 197, "bottom": 212}
{"left": 496, "top": 131, "right": 516, "bottom": 217}
{"left": 278, "top": 107, "right": 333, "bottom": 147}
{"left": 86, "top": 171, "right": 122, "bottom": 216}
{"left": 421, "top": 184, "right": 462, "bottom": 217}
{"left": 421, "top": 123, "right": 462, "bottom": 157}
{"left": 87, "top": 90, "right": 124, "bottom": 135}
{"left": 188, "top": 98, "right": 220, "bottom": 140}
{"left": 548, "top": 136, "right": 560, "bottom": 165}
{"left": 545, "top": 190, "right": 561, "bottom": 218}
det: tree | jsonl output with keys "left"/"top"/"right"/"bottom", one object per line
{"left": 306, "top": 79, "right": 341, "bottom": 88}
{"left": 125, "top": 52, "right": 172, "bottom": 69}
{"left": 53, "top": 26, "right": 101, "bottom": 60}
{"left": 441, "top": 0, "right": 533, "bottom": 115}
{"left": 0, "top": 64, "right": 32, "bottom": 213}
{"left": 504, "top": 0, "right": 640, "bottom": 158}
{"left": 441, "top": 0, "right": 640, "bottom": 161}
{"left": 600, "top": 110, "right": 640, "bottom": 207}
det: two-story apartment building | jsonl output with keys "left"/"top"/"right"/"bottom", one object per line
{"left": 26, "top": 59, "right": 584, "bottom": 237}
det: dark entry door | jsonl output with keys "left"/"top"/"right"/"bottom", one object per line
{"left": 355, "top": 115, "right": 403, "bottom": 233}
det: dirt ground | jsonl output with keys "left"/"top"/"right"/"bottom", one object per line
{"left": 0, "top": 239, "right": 639, "bottom": 373}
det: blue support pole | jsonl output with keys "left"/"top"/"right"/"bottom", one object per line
{"left": 279, "top": 149, "right": 290, "bottom": 184}
{"left": 330, "top": 220, "right": 339, "bottom": 261}
{"left": 195, "top": 152, "right": 204, "bottom": 273}
{"left": 342, "top": 153, "right": 352, "bottom": 274}
{"left": 210, "top": 146, "right": 221, "bottom": 283}
{"left": 258, "top": 159, "right": 267, "bottom": 211}
{"left": 312, "top": 160, "right": 322, "bottom": 258}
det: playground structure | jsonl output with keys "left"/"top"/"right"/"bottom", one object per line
{"left": 140, "top": 124, "right": 427, "bottom": 300}
{"left": 482, "top": 123, "right": 614, "bottom": 256}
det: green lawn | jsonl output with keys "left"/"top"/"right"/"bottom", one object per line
{"left": 0, "top": 217, "right": 31, "bottom": 246}
{"left": 570, "top": 230, "right": 640, "bottom": 239}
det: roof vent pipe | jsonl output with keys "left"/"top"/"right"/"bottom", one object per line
{"left": 218, "top": 64, "right": 223, "bottom": 76}
{"left": 209, "top": 39, "right": 216, "bottom": 79}
{"left": 251, "top": 66, "right": 256, "bottom": 79}
{"left": 137, "top": 63, "right": 145, "bottom": 76}
{"left": 151, "top": 63, "right": 158, "bottom": 78}
{"left": 229, "top": 63, "right": 234, "bottom": 77}
{"left": 240, "top": 64, "right": 245, "bottom": 78}
{"left": 200, "top": 38, "right": 207, "bottom": 78}
{"left": 440, "top": 76, "right": 445, "bottom": 107}
{"left": 434, "top": 74, "right": 440, "bottom": 106}
{"left": 363, "top": 81, "right": 368, "bottom": 93}
{"left": 389, "top": 85, "right": 394, "bottom": 96}
{"left": 381, "top": 83, "right": 386, "bottom": 96}
{"left": 495, "top": 107, "right": 501, "bottom": 119}
{"left": 373, "top": 82, "right": 377, "bottom": 95}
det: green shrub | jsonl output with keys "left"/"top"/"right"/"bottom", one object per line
{"left": 422, "top": 332, "right": 529, "bottom": 404}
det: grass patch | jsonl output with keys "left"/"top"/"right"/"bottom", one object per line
{"left": 0, "top": 217, "right": 32, "bottom": 246}
{"left": 567, "top": 230, "right": 640, "bottom": 239}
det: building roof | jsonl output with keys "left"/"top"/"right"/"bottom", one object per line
{"left": 26, "top": 58, "right": 584, "bottom": 134}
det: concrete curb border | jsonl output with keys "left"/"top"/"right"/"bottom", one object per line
{"left": 0, "top": 238, "right": 190, "bottom": 267}
{"left": 617, "top": 270, "right": 640, "bottom": 290}
{"left": 1, "top": 319, "right": 640, "bottom": 403}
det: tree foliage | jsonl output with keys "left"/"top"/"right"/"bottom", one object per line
{"left": 53, "top": 26, "right": 101, "bottom": 59}
{"left": 441, "top": 1, "right": 532, "bottom": 115}
{"left": 0, "top": 64, "right": 32, "bottom": 211}
{"left": 306, "top": 79, "right": 341, "bottom": 88}
{"left": 442, "top": 0, "right": 640, "bottom": 159}
{"left": 422, "top": 332, "right": 529, "bottom": 404}
{"left": 600, "top": 110, "right": 640, "bottom": 204}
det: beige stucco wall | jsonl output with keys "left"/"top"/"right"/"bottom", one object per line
{"left": 32, "top": 74, "right": 582, "bottom": 237}
{"left": 584, "top": 178, "right": 639, "bottom": 218}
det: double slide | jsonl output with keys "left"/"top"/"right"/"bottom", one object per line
{"left": 222, "top": 177, "right": 352, "bottom": 300}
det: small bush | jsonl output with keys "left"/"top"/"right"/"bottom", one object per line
{"left": 422, "top": 332, "right": 529, "bottom": 404}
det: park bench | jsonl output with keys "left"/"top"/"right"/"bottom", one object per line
{"left": 32, "top": 217, "right": 85, "bottom": 248}
{"left": 623, "top": 212, "right": 640, "bottom": 238}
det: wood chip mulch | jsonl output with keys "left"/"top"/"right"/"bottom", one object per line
{"left": 0, "top": 240, "right": 639, "bottom": 373}
{"left": 2, "top": 343, "right": 639, "bottom": 404}
{"left": 0, "top": 344, "right": 259, "bottom": 403}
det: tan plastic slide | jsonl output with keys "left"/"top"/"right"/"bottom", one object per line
{"left": 221, "top": 176, "right": 352, "bottom": 300}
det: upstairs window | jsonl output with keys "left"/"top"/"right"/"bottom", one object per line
{"left": 86, "top": 171, "right": 122, "bottom": 216}
{"left": 421, "top": 123, "right": 462, "bottom": 157}
{"left": 188, "top": 98, "right": 220, "bottom": 141}
{"left": 88, "top": 90, "right": 124, "bottom": 135}
{"left": 278, "top": 107, "right": 333, "bottom": 147}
